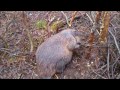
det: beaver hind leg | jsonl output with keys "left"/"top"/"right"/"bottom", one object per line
{"left": 55, "top": 60, "right": 66, "bottom": 73}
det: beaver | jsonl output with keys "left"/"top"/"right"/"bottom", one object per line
{"left": 35, "top": 29, "right": 83, "bottom": 79}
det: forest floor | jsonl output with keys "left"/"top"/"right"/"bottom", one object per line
{"left": 0, "top": 11, "right": 120, "bottom": 79}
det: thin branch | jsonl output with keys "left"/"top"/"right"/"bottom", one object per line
{"left": 26, "top": 29, "right": 33, "bottom": 53}
{"left": 54, "top": 74, "right": 59, "bottom": 79}
{"left": 112, "top": 57, "right": 120, "bottom": 67}
{"left": 85, "top": 12, "right": 97, "bottom": 34}
{"left": 22, "top": 11, "right": 34, "bottom": 53}
{"left": 69, "top": 11, "right": 78, "bottom": 27}
{"left": 109, "top": 29, "right": 120, "bottom": 54}
{"left": 0, "top": 48, "right": 11, "bottom": 54}
{"left": 111, "top": 66, "right": 114, "bottom": 79}
{"left": 112, "top": 57, "right": 120, "bottom": 78}
{"left": 48, "top": 16, "right": 56, "bottom": 26}
{"left": 86, "top": 13, "right": 94, "bottom": 25}
{"left": 96, "top": 64, "right": 107, "bottom": 71}
{"left": 92, "top": 70, "right": 107, "bottom": 79}
{"left": 116, "top": 74, "right": 120, "bottom": 79}
{"left": 61, "top": 11, "right": 70, "bottom": 26}
{"left": 107, "top": 46, "right": 110, "bottom": 78}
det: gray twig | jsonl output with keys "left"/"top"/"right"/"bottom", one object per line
{"left": 112, "top": 57, "right": 120, "bottom": 78}
{"left": 61, "top": 11, "right": 70, "bottom": 26}
{"left": 109, "top": 29, "right": 120, "bottom": 54}
{"left": 92, "top": 70, "right": 107, "bottom": 79}
{"left": 96, "top": 64, "right": 107, "bottom": 71}
{"left": 107, "top": 46, "right": 110, "bottom": 79}
{"left": 85, "top": 12, "right": 98, "bottom": 34}
{"left": 86, "top": 13, "right": 94, "bottom": 25}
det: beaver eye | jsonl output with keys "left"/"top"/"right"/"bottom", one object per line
{"left": 77, "top": 42, "right": 81, "bottom": 45}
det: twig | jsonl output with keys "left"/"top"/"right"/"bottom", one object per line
{"left": 107, "top": 46, "right": 110, "bottom": 79}
{"left": 101, "top": 68, "right": 107, "bottom": 75}
{"left": 54, "top": 74, "right": 59, "bottom": 79}
{"left": 111, "top": 66, "right": 114, "bottom": 79}
{"left": 111, "top": 57, "right": 120, "bottom": 78}
{"left": 69, "top": 11, "right": 78, "bottom": 27}
{"left": 110, "top": 48, "right": 117, "bottom": 59}
{"left": 48, "top": 16, "right": 56, "bottom": 26}
{"left": 0, "top": 48, "right": 11, "bottom": 54}
{"left": 112, "top": 57, "right": 120, "bottom": 67}
{"left": 85, "top": 12, "right": 97, "bottom": 34}
{"left": 116, "top": 74, "right": 120, "bottom": 79}
{"left": 22, "top": 11, "right": 33, "bottom": 53}
{"left": 92, "top": 70, "right": 107, "bottom": 79}
{"left": 96, "top": 64, "right": 107, "bottom": 71}
{"left": 86, "top": 13, "right": 94, "bottom": 25}
{"left": 61, "top": 11, "right": 70, "bottom": 26}
{"left": 109, "top": 29, "right": 120, "bottom": 54}
{"left": 0, "top": 36, "right": 9, "bottom": 48}
{"left": 26, "top": 29, "right": 33, "bottom": 53}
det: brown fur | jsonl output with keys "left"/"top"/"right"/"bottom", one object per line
{"left": 35, "top": 29, "right": 82, "bottom": 79}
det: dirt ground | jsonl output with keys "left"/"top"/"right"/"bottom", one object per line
{"left": 0, "top": 11, "right": 120, "bottom": 79}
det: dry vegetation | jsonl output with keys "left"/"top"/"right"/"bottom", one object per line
{"left": 0, "top": 11, "right": 120, "bottom": 79}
